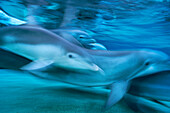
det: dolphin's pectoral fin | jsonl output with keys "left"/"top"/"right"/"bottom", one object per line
{"left": 104, "top": 80, "right": 129, "bottom": 110}
{"left": 20, "top": 59, "right": 54, "bottom": 70}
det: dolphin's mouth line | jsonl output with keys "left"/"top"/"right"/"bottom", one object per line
{"left": 128, "top": 65, "right": 146, "bottom": 81}
{"left": 159, "top": 60, "right": 170, "bottom": 71}
{"left": 152, "top": 99, "right": 170, "bottom": 108}
{"left": 133, "top": 94, "right": 170, "bottom": 108}
{"left": 127, "top": 94, "right": 170, "bottom": 108}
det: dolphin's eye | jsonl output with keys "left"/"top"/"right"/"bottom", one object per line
{"left": 145, "top": 61, "right": 150, "bottom": 66}
{"left": 67, "top": 53, "right": 78, "bottom": 59}
{"left": 68, "top": 54, "right": 73, "bottom": 58}
{"left": 79, "top": 35, "right": 87, "bottom": 39}
{"left": 79, "top": 36, "right": 83, "bottom": 39}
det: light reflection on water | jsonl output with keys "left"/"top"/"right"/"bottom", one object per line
{"left": 0, "top": 0, "right": 169, "bottom": 50}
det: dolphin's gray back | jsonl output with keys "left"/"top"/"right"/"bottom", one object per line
{"left": 86, "top": 49, "right": 144, "bottom": 80}
{"left": 0, "top": 26, "right": 62, "bottom": 45}
{"left": 51, "top": 29, "right": 83, "bottom": 47}
{"left": 0, "top": 26, "right": 85, "bottom": 54}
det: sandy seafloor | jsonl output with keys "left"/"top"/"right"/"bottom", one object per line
{"left": 0, "top": 69, "right": 135, "bottom": 113}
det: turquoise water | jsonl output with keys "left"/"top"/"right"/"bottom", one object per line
{"left": 0, "top": 70, "right": 134, "bottom": 113}
{"left": 0, "top": 0, "right": 169, "bottom": 51}
{"left": 0, "top": 0, "right": 170, "bottom": 113}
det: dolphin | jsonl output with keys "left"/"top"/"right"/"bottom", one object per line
{"left": 0, "top": 4, "right": 106, "bottom": 51}
{"left": 87, "top": 43, "right": 107, "bottom": 50}
{"left": 51, "top": 28, "right": 107, "bottom": 50}
{"left": 124, "top": 71, "right": 170, "bottom": 112}
{"left": 0, "top": 26, "right": 170, "bottom": 109}
{"left": 0, "top": 26, "right": 101, "bottom": 72}
{"left": 128, "top": 70, "right": 170, "bottom": 101}
{"left": 29, "top": 48, "right": 170, "bottom": 109}
{"left": 51, "top": 29, "right": 85, "bottom": 47}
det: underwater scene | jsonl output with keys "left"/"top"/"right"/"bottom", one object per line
{"left": 0, "top": 0, "right": 170, "bottom": 113}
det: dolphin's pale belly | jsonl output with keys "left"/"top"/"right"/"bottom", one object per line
{"left": 2, "top": 44, "right": 63, "bottom": 61}
{"left": 1, "top": 43, "right": 113, "bottom": 86}
{"left": 31, "top": 67, "right": 113, "bottom": 86}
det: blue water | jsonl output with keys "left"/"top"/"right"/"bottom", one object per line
{"left": 0, "top": 0, "right": 169, "bottom": 52}
{"left": 0, "top": 0, "right": 170, "bottom": 113}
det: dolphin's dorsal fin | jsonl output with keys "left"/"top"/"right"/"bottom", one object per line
{"left": 104, "top": 80, "right": 129, "bottom": 109}
{"left": 21, "top": 59, "right": 54, "bottom": 70}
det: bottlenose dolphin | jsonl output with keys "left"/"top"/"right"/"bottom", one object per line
{"left": 87, "top": 43, "right": 107, "bottom": 50}
{"left": 1, "top": 3, "right": 107, "bottom": 50}
{"left": 30, "top": 48, "right": 170, "bottom": 109}
{"left": 129, "top": 70, "right": 170, "bottom": 101}
{"left": 0, "top": 26, "right": 101, "bottom": 72}
{"left": 125, "top": 71, "right": 170, "bottom": 112}
{"left": 51, "top": 28, "right": 107, "bottom": 50}
{"left": 51, "top": 29, "right": 85, "bottom": 47}
{"left": 0, "top": 26, "right": 169, "bottom": 109}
